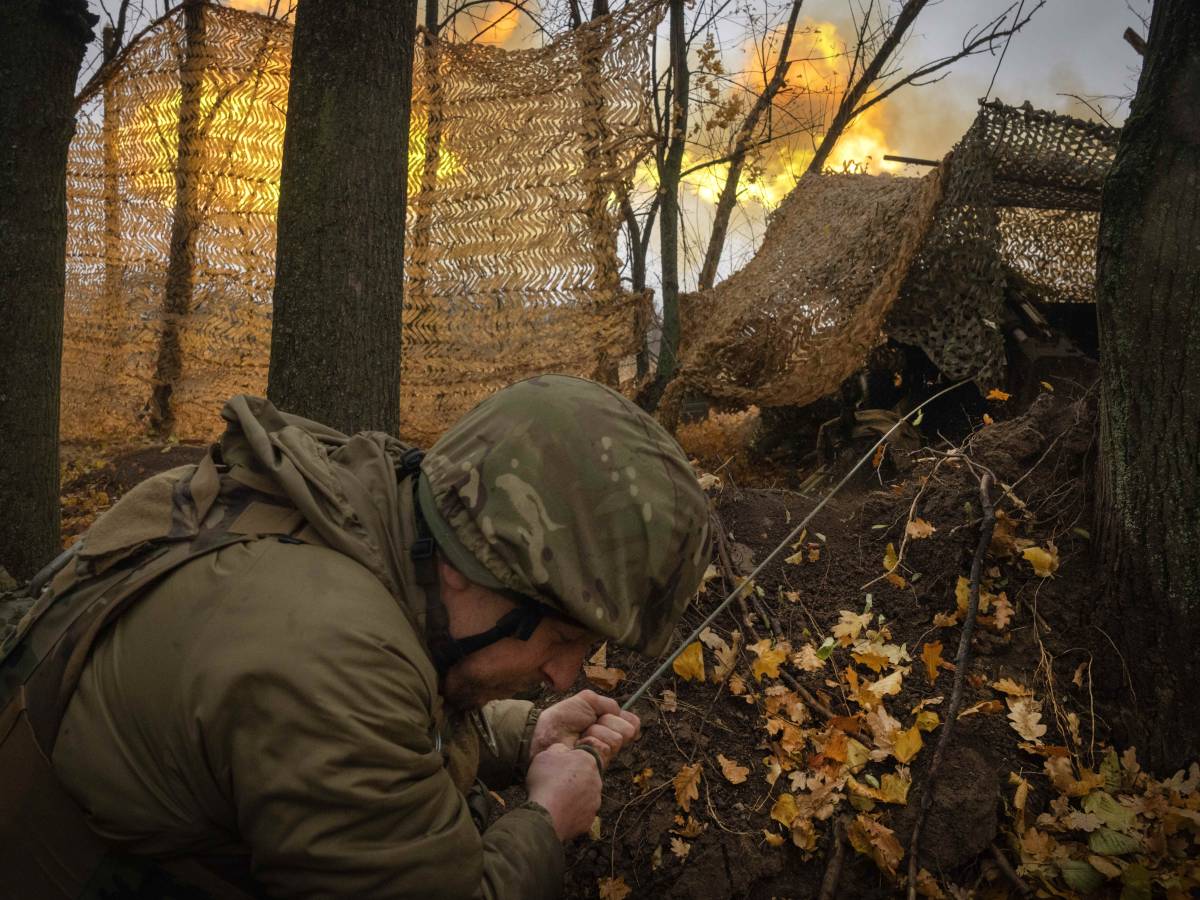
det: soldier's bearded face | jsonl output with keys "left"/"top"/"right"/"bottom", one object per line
{"left": 438, "top": 561, "right": 595, "bottom": 709}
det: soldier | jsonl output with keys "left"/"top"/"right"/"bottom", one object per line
{"left": 0, "top": 375, "right": 711, "bottom": 899}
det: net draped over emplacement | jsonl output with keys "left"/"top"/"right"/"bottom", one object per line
{"left": 62, "top": 0, "right": 1117, "bottom": 441}
{"left": 63, "top": 1, "right": 657, "bottom": 443}
{"left": 664, "top": 100, "right": 1118, "bottom": 412}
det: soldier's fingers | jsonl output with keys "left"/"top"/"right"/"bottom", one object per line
{"left": 576, "top": 689, "right": 621, "bottom": 717}
{"left": 597, "top": 713, "right": 637, "bottom": 743}
{"left": 583, "top": 724, "right": 625, "bottom": 753}
{"left": 577, "top": 735, "right": 612, "bottom": 768}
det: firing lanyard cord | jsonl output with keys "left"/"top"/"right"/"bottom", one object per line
{"left": 984, "top": 0, "right": 1027, "bottom": 103}
{"left": 620, "top": 378, "right": 972, "bottom": 712}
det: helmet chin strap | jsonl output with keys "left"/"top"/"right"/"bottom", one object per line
{"left": 409, "top": 478, "right": 550, "bottom": 676}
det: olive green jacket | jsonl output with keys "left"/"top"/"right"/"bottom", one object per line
{"left": 50, "top": 397, "right": 565, "bottom": 899}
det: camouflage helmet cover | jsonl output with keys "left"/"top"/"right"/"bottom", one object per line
{"left": 417, "top": 374, "right": 711, "bottom": 656}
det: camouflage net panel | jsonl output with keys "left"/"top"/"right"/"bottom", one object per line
{"left": 63, "top": 1, "right": 657, "bottom": 444}
{"left": 888, "top": 100, "right": 1118, "bottom": 383}
{"left": 663, "top": 171, "right": 943, "bottom": 412}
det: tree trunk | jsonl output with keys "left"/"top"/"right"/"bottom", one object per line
{"left": 653, "top": 0, "right": 688, "bottom": 390}
{"left": 149, "top": 0, "right": 205, "bottom": 435}
{"left": 1095, "top": 0, "right": 1200, "bottom": 774}
{"left": 0, "top": 1, "right": 92, "bottom": 578}
{"left": 0, "top": 0, "right": 94, "bottom": 580}
{"left": 268, "top": 0, "right": 417, "bottom": 435}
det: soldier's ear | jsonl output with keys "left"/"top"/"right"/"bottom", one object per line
{"left": 437, "top": 556, "right": 471, "bottom": 592}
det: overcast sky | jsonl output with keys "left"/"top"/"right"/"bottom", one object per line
{"left": 816, "top": 0, "right": 1146, "bottom": 161}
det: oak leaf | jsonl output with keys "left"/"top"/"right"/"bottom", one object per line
{"left": 632, "top": 767, "right": 653, "bottom": 788}
{"left": 793, "top": 643, "right": 825, "bottom": 672}
{"left": 700, "top": 627, "right": 741, "bottom": 684}
{"left": 834, "top": 610, "right": 873, "bottom": 645}
{"left": 660, "top": 689, "right": 678, "bottom": 712}
{"left": 847, "top": 814, "right": 904, "bottom": 877}
{"left": 669, "top": 837, "right": 691, "bottom": 859}
{"left": 1007, "top": 698, "right": 1048, "bottom": 743}
{"left": 992, "top": 677, "right": 1032, "bottom": 697}
{"left": 717, "top": 753, "right": 749, "bottom": 785}
{"left": 672, "top": 642, "right": 706, "bottom": 682}
{"left": 673, "top": 763, "right": 701, "bottom": 812}
{"left": 991, "top": 594, "right": 1014, "bottom": 629}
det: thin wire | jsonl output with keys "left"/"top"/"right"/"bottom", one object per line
{"left": 622, "top": 377, "right": 972, "bottom": 711}
{"left": 984, "top": 0, "right": 1026, "bottom": 102}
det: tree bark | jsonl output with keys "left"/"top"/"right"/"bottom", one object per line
{"left": 0, "top": 0, "right": 94, "bottom": 580}
{"left": 149, "top": 0, "right": 205, "bottom": 436}
{"left": 653, "top": 0, "right": 689, "bottom": 390}
{"left": 268, "top": 0, "right": 418, "bottom": 435}
{"left": 1095, "top": 0, "right": 1200, "bottom": 773}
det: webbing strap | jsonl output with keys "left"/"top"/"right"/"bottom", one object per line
{"left": 409, "top": 478, "right": 548, "bottom": 675}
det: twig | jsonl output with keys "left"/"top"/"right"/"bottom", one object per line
{"left": 712, "top": 513, "right": 763, "bottom": 644}
{"left": 818, "top": 816, "right": 849, "bottom": 900}
{"left": 781, "top": 669, "right": 835, "bottom": 721}
{"left": 906, "top": 471, "right": 995, "bottom": 900}
{"left": 989, "top": 844, "right": 1034, "bottom": 897}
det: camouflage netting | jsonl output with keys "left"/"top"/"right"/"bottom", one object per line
{"left": 668, "top": 100, "right": 1118, "bottom": 410}
{"left": 665, "top": 171, "right": 944, "bottom": 413}
{"left": 63, "top": 1, "right": 657, "bottom": 444}
{"left": 888, "top": 100, "right": 1119, "bottom": 385}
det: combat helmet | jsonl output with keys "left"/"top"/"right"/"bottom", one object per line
{"left": 416, "top": 374, "right": 711, "bottom": 661}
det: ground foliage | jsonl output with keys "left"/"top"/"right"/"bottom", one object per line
{"left": 54, "top": 391, "right": 1200, "bottom": 898}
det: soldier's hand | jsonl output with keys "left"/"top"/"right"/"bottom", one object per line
{"left": 529, "top": 689, "right": 640, "bottom": 767}
{"left": 525, "top": 743, "right": 603, "bottom": 842}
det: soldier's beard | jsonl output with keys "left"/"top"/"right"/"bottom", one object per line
{"left": 441, "top": 658, "right": 542, "bottom": 711}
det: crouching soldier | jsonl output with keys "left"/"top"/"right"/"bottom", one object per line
{"left": 0, "top": 375, "right": 711, "bottom": 899}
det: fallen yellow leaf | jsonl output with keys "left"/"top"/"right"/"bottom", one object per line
{"left": 632, "top": 767, "right": 653, "bottom": 788}
{"left": 589, "top": 642, "right": 608, "bottom": 666}
{"left": 914, "top": 710, "right": 940, "bottom": 732}
{"left": 598, "top": 876, "right": 632, "bottom": 900}
{"left": 893, "top": 725, "right": 923, "bottom": 763}
{"left": 906, "top": 517, "right": 936, "bottom": 539}
{"left": 992, "top": 677, "right": 1032, "bottom": 697}
{"left": 762, "top": 829, "right": 785, "bottom": 847}
{"left": 669, "top": 837, "right": 690, "bottom": 859}
{"left": 673, "top": 763, "right": 702, "bottom": 812}
{"left": 749, "top": 639, "right": 789, "bottom": 681}
{"left": 770, "top": 793, "right": 798, "bottom": 827}
{"left": 987, "top": 388, "right": 1011, "bottom": 401}
{"left": 834, "top": 609, "right": 873, "bottom": 645}
{"left": 1007, "top": 698, "right": 1048, "bottom": 743}
{"left": 584, "top": 664, "right": 625, "bottom": 691}
{"left": 958, "top": 699, "right": 1004, "bottom": 718}
{"left": 884, "top": 542, "right": 900, "bottom": 572}
{"left": 672, "top": 642, "right": 706, "bottom": 682}
{"left": 921, "top": 641, "right": 943, "bottom": 685}
{"left": 1023, "top": 543, "right": 1060, "bottom": 577}
{"left": 847, "top": 814, "right": 904, "bottom": 877}
{"left": 717, "top": 753, "right": 749, "bottom": 785}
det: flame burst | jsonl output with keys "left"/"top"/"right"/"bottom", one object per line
{"left": 678, "top": 19, "right": 901, "bottom": 211}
